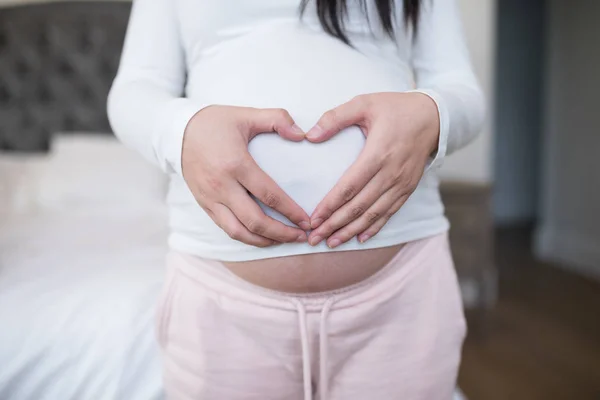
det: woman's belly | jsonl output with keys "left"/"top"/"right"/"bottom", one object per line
{"left": 182, "top": 23, "right": 416, "bottom": 291}
{"left": 187, "top": 22, "right": 413, "bottom": 225}
{"left": 223, "top": 245, "right": 404, "bottom": 293}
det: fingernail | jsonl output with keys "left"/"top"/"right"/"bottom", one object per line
{"left": 311, "top": 218, "right": 324, "bottom": 229}
{"left": 306, "top": 125, "right": 324, "bottom": 140}
{"left": 296, "top": 234, "right": 307, "bottom": 243}
{"left": 328, "top": 238, "right": 342, "bottom": 248}
{"left": 358, "top": 234, "right": 371, "bottom": 243}
{"left": 299, "top": 221, "right": 311, "bottom": 231}
{"left": 292, "top": 124, "right": 305, "bottom": 137}
{"left": 310, "top": 235, "right": 323, "bottom": 246}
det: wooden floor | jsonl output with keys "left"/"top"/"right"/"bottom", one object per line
{"left": 458, "top": 227, "right": 600, "bottom": 400}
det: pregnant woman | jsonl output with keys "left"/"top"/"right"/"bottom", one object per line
{"left": 109, "top": 0, "right": 484, "bottom": 398}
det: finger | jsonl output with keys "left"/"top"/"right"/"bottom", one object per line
{"left": 237, "top": 156, "right": 311, "bottom": 231}
{"left": 226, "top": 183, "right": 308, "bottom": 243}
{"left": 307, "top": 172, "right": 392, "bottom": 245}
{"left": 211, "top": 203, "right": 276, "bottom": 248}
{"left": 356, "top": 194, "right": 409, "bottom": 245}
{"left": 244, "top": 108, "right": 305, "bottom": 142}
{"left": 305, "top": 96, "right": 368, "bottom": 143}
{"left": 310, "top": 149, "right": 381, "bottom": 230}
{"left": 323, "top": 188, "right": 406, "bottom": 248}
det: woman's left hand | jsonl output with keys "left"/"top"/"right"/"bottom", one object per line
{"left": 305, "top": 92, "right": 440, "bottom": 248}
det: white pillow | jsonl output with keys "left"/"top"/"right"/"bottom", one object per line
{"left": 37, "top": 134, "right": 167, "bottom": 212}
{"left": 0, "top": 153, "right": 49, "bottom": 216}
{"left": 0, "top": 134, "right": 167, "bottom": 216}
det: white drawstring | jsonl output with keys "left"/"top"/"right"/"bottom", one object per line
{"left": 319, "top": 297, "right": 336, "bottom": 400}
{"left": 291, "top": 298, "right": 313, "bottom": 400}
{"left": 290, "top": 296, "right": 337, "bottom": 400}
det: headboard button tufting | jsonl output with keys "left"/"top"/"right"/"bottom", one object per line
{"left": 0, "top": 2, "right": 131, "bottom": 152}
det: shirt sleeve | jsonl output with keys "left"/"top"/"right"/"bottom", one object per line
{"left": 107, "top": 0, "right": 206, "bottom": 175}
{"left": 407, "top": 0, "right": 486, "bottom": 170}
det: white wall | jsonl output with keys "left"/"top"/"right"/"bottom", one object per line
{"left": 535, "top": 0, "right": 600, "bottom": 279}
{"left": 438, "top": 0, "right": 496, "bottom": 184}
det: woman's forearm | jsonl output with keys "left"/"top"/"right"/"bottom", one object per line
{"left": 107, "top": 0, "right": 204, "bottom": 176}
{"left": 410, "top": 0, "right": 486, "bottom": 169}
{"left": 108, "top": 78, "right": 204, "bottom": 175}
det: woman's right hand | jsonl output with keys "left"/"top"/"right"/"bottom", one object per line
{"left": 181, "top": 105, "right": 310, "bottom": 247}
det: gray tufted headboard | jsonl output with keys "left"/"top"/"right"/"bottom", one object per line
{"left": 0, "top": 1, "right": 131, "bottom": 152}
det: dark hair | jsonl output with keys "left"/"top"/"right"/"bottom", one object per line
{"left": 300, "top": 0, "right": 421, "bottom": 44}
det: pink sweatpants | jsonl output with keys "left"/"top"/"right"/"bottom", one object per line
{"left": 156, "top": 233, "right": 466, "bottom": 400}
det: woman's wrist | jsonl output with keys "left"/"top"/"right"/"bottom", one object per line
{"left": 405, "top": 92, "right": 441, "bottom": 156}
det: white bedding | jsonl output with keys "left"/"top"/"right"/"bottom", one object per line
{"left": 0, "top": 134, "right": 169, "bottom": 400}
{"left": 0, "top": 207, "right": 168, "bottom": 400}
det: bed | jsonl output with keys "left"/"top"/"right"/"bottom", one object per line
{"left": 0, "top": 3, "right": 168, "bottom": 399}
{"left": 0, "top": 134, "right": 168, "bottom": 400}
{"left": 0, "top": 2, "right": 470, "bottom": 399}
{"left": 0, "top": 200, "right": 167, "bottom": 400}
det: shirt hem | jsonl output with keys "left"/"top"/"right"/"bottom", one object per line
{"left": 168, "top": 217, "right": 450, "bottom": 262}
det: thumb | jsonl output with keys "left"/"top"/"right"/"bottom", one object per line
{"left": 306, "top": 97, "right": 366, "bottom": 143}
{"left": 244, "top": 108, "right": 305, "bottom": 142}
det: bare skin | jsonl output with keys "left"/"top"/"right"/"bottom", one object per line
{"left": 181, "top": 105, "right": 311, "bottom": 247}
{"left": 223, "top": 244, "right": 404, "bottom": 293}
{"left": 305, "top": 92, "right": 440, "bottom": 247}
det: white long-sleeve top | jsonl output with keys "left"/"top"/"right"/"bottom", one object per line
{"left": 108, "top": 0, "right": 485, "bottom": 261}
